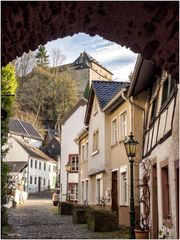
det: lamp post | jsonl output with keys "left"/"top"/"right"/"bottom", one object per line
{"left": 124, "top": 132, "right": 139, "bottom": 239}
{"left": 65, "top": 163, "right": 71, "bottom": 202}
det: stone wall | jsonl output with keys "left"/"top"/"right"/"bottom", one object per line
{"left": 1, "top": 2, "right": 178, "bottom": 77}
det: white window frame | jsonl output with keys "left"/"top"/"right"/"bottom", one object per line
{"left": 81, "top": 144, "right": 85, "bottom": 162}
{"left": 120, "top": 165, "right": 128, "bottom": 206}
{"left": 111, "top": 117, "right": 118, "bottom": 145}
{"left": 96, "top": 173, "right": 103, "bottom": 203}
{"left": 92, "top": 129, "right": 99, "bottom": 155}
{"left": 119, "top": 111, "right": 127, "bottom": 140}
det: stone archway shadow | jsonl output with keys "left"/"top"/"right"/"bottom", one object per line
{"left": 1, "top": 1, "right": 179, "bottom": 77}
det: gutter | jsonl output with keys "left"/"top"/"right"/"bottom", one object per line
{"left": 102, "top": 88, "right": 127, "bottom": 112}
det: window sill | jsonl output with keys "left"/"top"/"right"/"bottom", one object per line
{"left": 91, "top": 150, "right": 99, "bottom": 156}
{"left": 120, "top": 204, "right": 128, "bottom": 207}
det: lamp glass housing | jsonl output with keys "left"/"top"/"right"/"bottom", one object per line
{"left": 124, "top": 132, "right": 139, "bottom": 158}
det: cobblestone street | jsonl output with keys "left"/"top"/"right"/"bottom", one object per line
{"left": 4, "top": 191, "right": 129, "bottom": 239}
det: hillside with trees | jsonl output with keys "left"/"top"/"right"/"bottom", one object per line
{"left": 12, "top": 45, "right": 78, "bottom": 132}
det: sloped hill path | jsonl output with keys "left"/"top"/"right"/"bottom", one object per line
{"left": 4, "top": 190, "right": 129, "bottom": 239}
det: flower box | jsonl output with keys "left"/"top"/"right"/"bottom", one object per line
{"left": 87, "top": 209, "right": 118, "bottom": 232}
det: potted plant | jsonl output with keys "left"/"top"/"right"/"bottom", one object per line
{"left": 135, "top": 159, "right": 150, "bottom": 239}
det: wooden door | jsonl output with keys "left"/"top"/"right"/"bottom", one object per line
{"left": 112, "top": 171, "right": 118, "bottom": 214}
{"left": 152, "top": 164, "right": 158, "bottom": 238}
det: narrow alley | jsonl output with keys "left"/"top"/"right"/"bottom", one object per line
{"left": 4, "top": 191, "right": 129, "bottom": 239}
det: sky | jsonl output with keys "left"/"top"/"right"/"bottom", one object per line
{"left": 45, "top": 32, "right": 137, "bottom": 82}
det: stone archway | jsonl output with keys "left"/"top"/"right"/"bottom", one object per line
{"left": 1, "top": 1, "right": 179, "bottom": 77}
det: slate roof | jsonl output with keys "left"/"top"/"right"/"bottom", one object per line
{"left": 13, "top": 137, "right": 57, "bottom": 163}
{"left": 73, "top": 51, "right": 98, "bottom": 65}
{"left": 6, "top": 161, "right": 28, "bottom": 173}
{"left": 92, "top": 81, "right": 130, "bottom": 109}
{"left": 8, "top": 118, "right": 43, "bottom": 140}
{"left": 84, "top": 81, "right": 130, "bottom": 125}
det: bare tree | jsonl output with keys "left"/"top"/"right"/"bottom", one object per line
{"left": 50, "top": 48, "right": 66, "bottom": 74}
{"left": 12, "top": 51, "right": 36, "bottom": 77}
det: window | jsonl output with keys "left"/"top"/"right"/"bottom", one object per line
{"left": 35, "top": 160, "right": 37, "bottom": 169}
{"left": 49, "top": 165, "right": 51, "bottom": 172}
{"left": 161, "top": 166, "right": 170, "bottom": 219}
{"left": 149, "top": 97, "right": 157, "bottom": 123}
{"left": 93, "top": 130, "right": 99, "bottom": 153}
{"left": 111, "top": 118, "right": 118, "bottom": 145}
{"left": 8, "top": 142, "right": 13, "bottom": 148}
{"left": 161, "top": 74, "right": 175, "bottom": 107}
{"left": 120, "top": 111, "right": 127, "bottom": 139}
{"left": 82, "top": 145, "right": 85, "bottom": 161}
{"left": 69, "top": 184, "right": 78, "bottom": 200}
{"left": 53, "top": 166, "right": 57, "bottom": 172}
{"left": 121, "top": 171, "right": 128, "bottom": 205}
{"left": 86, "top": 180, "right": 89, "bottom": 202}
{"left": 70, "top": 155, "right": 78, "bottom": 171}
{"left": 39, "top": 162, "right": 41, "bottom": 170}
{"left": 30, "top": 159, "right": 33, "bottom": 168}
{"left": 44, "top": 178, "right": 46, "bottom": 186}
{"left": 30, "top": 176, "right": 32, "bottom": 184}
{"left": 85, "top": 142, "right": 88, "bottom": 161}
{"left": 82, "top": 181, "right": 84, "bottom": 202}
{"left": 96, "top": 176, "right": 103, "bottom": 203}
{"left": 34, "top": 177, "right": 37, "bottom": 185}
{"left": 44, "top": 163, "right": 46, "bottom": 171}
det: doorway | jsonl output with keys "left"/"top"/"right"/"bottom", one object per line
{"left": 152, "top": 164, "right": 158, "bottom": 239}
{"left": 38, "top": 177, "right": 41, "bottom": 192}
{"left": 112, "top": 171, "right": 118, "bottom": 214}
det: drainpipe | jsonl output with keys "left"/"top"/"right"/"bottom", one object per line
{"left": 121, "top": 90, "right": 146, "bottom": 133}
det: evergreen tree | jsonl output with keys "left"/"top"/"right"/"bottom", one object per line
{"left": 35, "top": 45, "right": 49, "bottom": 67}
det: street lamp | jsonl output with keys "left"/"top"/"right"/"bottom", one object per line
{"left": 65, "top": 163, "right": 71, "bottom": 201}
{"left": 124, "top": 132, "right": 139, "bottom": 239}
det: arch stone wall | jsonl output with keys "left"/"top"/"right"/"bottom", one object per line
{"left": 1, "top": 1, "right": 179, "bottom": 77}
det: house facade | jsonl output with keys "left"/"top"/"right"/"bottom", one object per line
{"left": 60, "top": 98, "right": 87, "bottom": 202}
{"left": 76, "top": 80, "right": 145, "bottom": 226}
{"left": 5, "top": 137, "right": 57, "bottom": 193}
{"left": 128, "top": 55, "right": 179, "bottom": 239}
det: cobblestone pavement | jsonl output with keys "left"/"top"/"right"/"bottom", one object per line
{"left": 5, "top": 190, "right": 129, "bottom": 239}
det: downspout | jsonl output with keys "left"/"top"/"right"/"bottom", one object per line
{"left": 121, "top": 90, "right": 146, "bottom": 133}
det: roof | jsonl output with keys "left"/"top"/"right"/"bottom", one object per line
{"left": 73, "top": 51, "right": 113, "bottom": 75}
{"left": 85, "top": 81, "right": 130, "bottom": 125}
{"left": 92, "top": 80, "right": 129, "bottom": 109}
{"left": 8, "top": 118, "right": 43, "bottom": 140}
{"left": 43, "top": 137, "right": 61, "bottom": 157}
{"left": 128, "top": 55, "right": 159, "bottom": 97}
{"left": 6, "top": 161, "right": 28, "bottom": 173}
{"left": 13, "top": 137, "right": 57, "bottom": 163}
{"left": 61, "top": 98, "right": 87, "bottom": 125}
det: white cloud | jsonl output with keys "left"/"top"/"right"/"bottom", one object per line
{"left": 45, "top": 33, "right": 137, "bottom": 82}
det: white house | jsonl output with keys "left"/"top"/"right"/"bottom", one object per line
{"left": 5, "top": 137, "right": 57, "bottom": 193}
{"left": 60, "top": 98, "right": 87, "bottom": 202}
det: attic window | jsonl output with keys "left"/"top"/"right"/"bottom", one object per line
{"left": 52, "top": 144, "right": 55, "bottom": 149}
{"left": 161, "top": 74, "right": 175, "bottom": 108}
